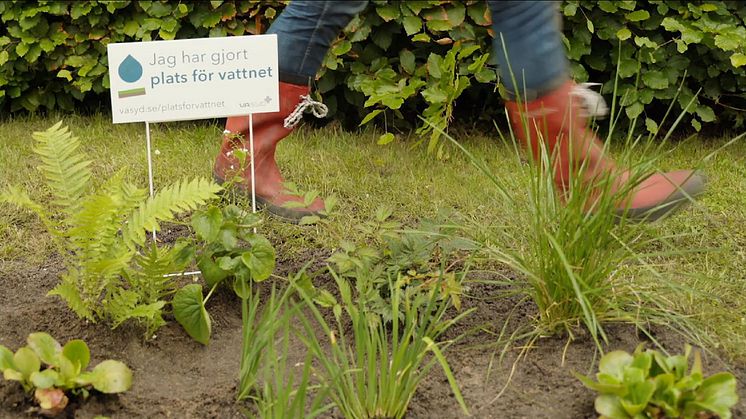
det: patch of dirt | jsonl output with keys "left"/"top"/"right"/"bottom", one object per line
{"left": 1, "top": 258, "right": 744, "bottom": 418}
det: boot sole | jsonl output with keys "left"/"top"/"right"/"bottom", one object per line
{"left": 212, "top": 173, "right": 322, "bottom": 224}
{"left": 615, "top": 171, "right": 707, "bottom": 222}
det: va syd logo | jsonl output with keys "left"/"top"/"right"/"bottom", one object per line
{"left": 117, "top": 55, "right": 146, "bottom": 98}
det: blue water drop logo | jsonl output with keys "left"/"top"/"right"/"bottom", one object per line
{"left": 118, "top": 54, "right": 143, "bottom": 83}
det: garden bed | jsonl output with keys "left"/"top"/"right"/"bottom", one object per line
{"left": 2, "top": 252, "right": 744, "bottom": 418}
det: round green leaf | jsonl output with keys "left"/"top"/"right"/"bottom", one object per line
{"left": 241, "top": 235, "right": 276, "bottom": 281}
{"left": 595, "top": 394, "right": 628, "bottom": 418}
{"left": 62, "top": 340, "right": 90, "bottom": 371}
{"left": 172, "top": 284, "right": 212, "bottom": 345}
{"left": 0, "top": 345, "right": 14, "bottom": 371}
{"left": 89, "top": 360, "right": 133, "bottom": 393}
{"left": 616, "top": 27, "right": 632, "bottom": 41}
{"left": 27, "top": 332, "right": 61, "bottom": 366}
{"left": 30, "top": 369, "right": 60, "bottom": 389}
{"left": 599, "top": 351, "right": 633, "bottom": 378}
{"left": 13, "top": 347, "right": 41, "bottom": 379}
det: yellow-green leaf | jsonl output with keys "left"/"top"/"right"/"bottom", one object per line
{"left": 377, "top": 132, "right": 395, "bottom": 145}
{"left": 730, "top": 53, "right": 746, "bottom": 68}
{"left": 616, "top": 28, "right": 632, "bottom": 41}
{"left": 625, "top": 10, "right": 650, "bottom": 22}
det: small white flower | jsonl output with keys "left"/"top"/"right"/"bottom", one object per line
{"left": 223, "top": 129, "right": 231, "bottom": 135}
{"left": 154, "top": 149, "right": 161, "bottom": 156}
{"left": 230, "top": 165, "right": 235, "bottom": 170}
{"left": 238, "top": 148, "right": 249, "bottom": 153}
{"left": 226, "top": 150, "right": 233, "bottom": 157}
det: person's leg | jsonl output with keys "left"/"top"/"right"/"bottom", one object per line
{"left": 488, "top": 1, "right": 705, "bottom": 221}
{"left": 268, "top": 0, "right": 369, "bottom": 85}
{"left": 216, "top": 1, "right": 368, "bottom": 222}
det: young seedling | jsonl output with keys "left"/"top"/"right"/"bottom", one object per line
{"left": 575, "top": 345, "right": 739, "bottom": 419}
{"left": 0, "top": 332, "right": 132, "bottom": 417}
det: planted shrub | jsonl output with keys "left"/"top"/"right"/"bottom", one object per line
{"left": 0, "top": 332, "right": 132, "bottom": 417}
{"left": 575, "top": 345, "right": 739, "bottom": 419}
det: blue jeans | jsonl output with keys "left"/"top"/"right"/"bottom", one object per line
{"left": 269, "top": 0, "right": 567, "bottom": 98}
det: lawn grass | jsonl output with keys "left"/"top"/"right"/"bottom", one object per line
{"left": 0, "top": 114, "right": 744, "bottom": 362}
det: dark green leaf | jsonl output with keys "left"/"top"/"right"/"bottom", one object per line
{"left": 642, "top": 71, "right": 669, "bottom": 89}
{"left": 376, "top": 4, "right": 399, "bottom": 22}
{"left": 696, "top": 105, "right": 716, "bottom": 122}
{"left": 400, "top": 49, "right": 415, "bottom": 74}
{"left": 240, "top": 235, "right": 275, "bottom": 281}
{"left": 192, "top": 207, "right": 223, "bottom": 242}
{"left": 402, "top": 15, "right": 421, "bottom": 35}
{"left": 625, "top": 102, "right": 644, "bottom": 119}
{"left": 173, "top": 284, "right": 211, "bottom": 345}
{"left": 197, "top": 255, "right": 229, "bottom": 287}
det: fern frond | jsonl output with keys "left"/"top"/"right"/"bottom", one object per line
{"left": 31, "top": 121, "right": 92, "bottom": 217}
{"left": 106, "top": 289, "right": 166, "bottom": 337}
{"left": 67, "top": 193, "right": 124, "bottom": 255}
{"left": 48, "top": 271, "right": 95, "bottom": 321}
{"left": 126, "top": 242, "right": 191, "bottom": 304}
{"left": 122, "top": 178, "right": 221, "bottom": 249}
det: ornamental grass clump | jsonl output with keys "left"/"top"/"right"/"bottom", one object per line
{"left": 238, "top": 283, "right": 332, "bottom": 419}
{"left": 439, "top": 53, "right": 739, "bottom": 355}
{"left": 294, "top": 270, "right": 471, "bottom": 419}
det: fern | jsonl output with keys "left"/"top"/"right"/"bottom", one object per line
{"left": 125, "top": 242, "right": 194, "bottom": 304}
{"left": 122, "top": 178, "right": 222, "bottom": 250}
{"left": 31, "top": 121, "right": 92, "bottom": 218}
{"left": 106, "top": 242, "right": 194, "bottom": 337}
{"left": 3, "top": 122, "right": 222, "bottom": 336}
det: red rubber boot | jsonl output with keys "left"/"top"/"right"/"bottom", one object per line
{"left": 214, "top": 81, "right": 325, "bottom": 222}
{"left": 505, "top": 80, "right": 706, "bottom": 221}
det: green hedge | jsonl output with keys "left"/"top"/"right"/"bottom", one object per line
{"left": 1, "top": 1, "right": 744, "bottom": 142}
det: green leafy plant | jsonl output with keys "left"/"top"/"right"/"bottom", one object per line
{"left": 0, "top": 332, "right": 132, "bottom": 417}
{"left": 324, "top": 208, "right": 474, "bottom": 322}
{"left": 575, "top": 345, "right": 739, "bottom": 419}
{"left": 0, "top": 122, "right": 221, "bottom": 336}
{"left": 173, "top": 203, "right": 276, "bottom": 344}
{"left": 294, "top": 270, "right": 472, "bottom": 419}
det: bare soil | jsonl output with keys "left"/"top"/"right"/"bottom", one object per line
{"left": 1, "top": 251, "right": 744, "bottom": 419}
